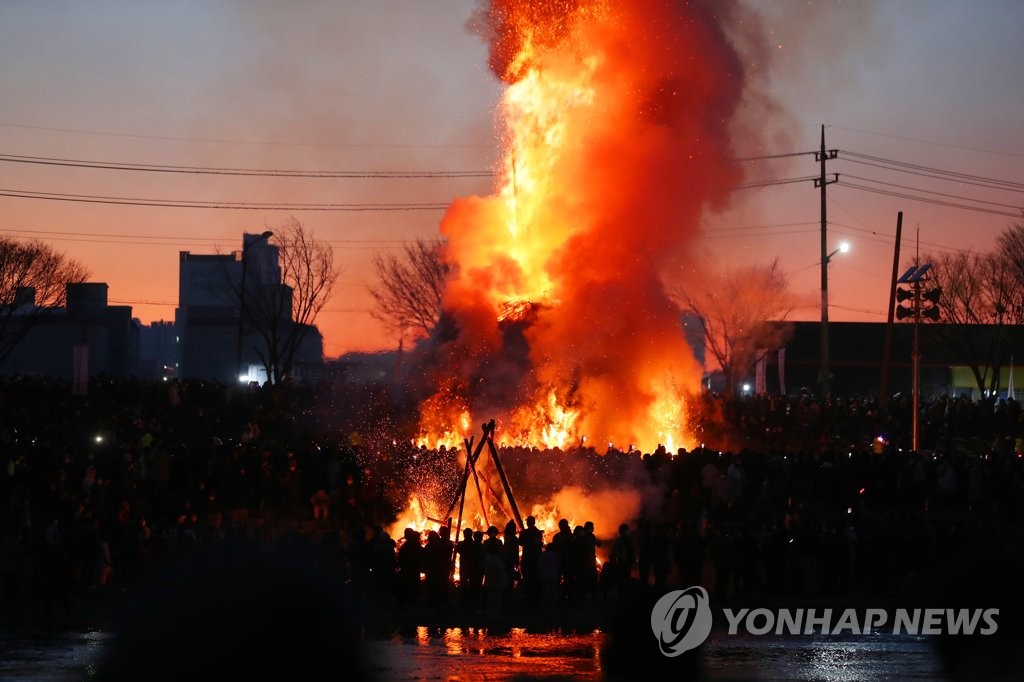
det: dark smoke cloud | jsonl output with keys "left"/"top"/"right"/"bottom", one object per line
{"left": 468, "top": 0, "right": 591, "bottom": 83}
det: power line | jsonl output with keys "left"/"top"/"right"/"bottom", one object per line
{"left": 830, "top": 125, "right": 1024, "bottom": 159}
{"left": 0, "top": 174, "right": 819, "bottom": 210}
{"left": 0, "top": 226, "right": 416, "bottom": 245}
{"left": 704, "top": 221, "right": 819, "bottom": 232}
{"left": 0, "top": 152, "right": 493, "bottom": 178}
{"left": 704, "top": 227, "right": 815, "bottom": 237}
{"left": 109, "top": 298, "right": 373, "bottom": 314}
{"left": 842, "top": 174, "right": 1024, "bottom": 210}
{"left": 0, "top": 149, "right": 812, "bottom": 178}
{"left": 1, "top": 233, "right": 409, "bottom": 250}
{"left": 734, "top": 151, "right": 815, "bottom": 162}
{"left": 0, "top": 189, "right": 450, "bottom": 212}
{"left": 830, "top": 222, "right": 969, "bottom": 256}
{"left": 825, "top": 193, "right": 969, "bottom": 255}
{"left": 0, "top": 120, "right": 493, "bottom": 150}
{"left": 8, "top": 222, "right": 831, "bottom": 247}
{"left": 787, "top": 259, "right": 823, "bottom": 275}
{"left": 840, "top": 150, "right": 1024, "bottom": 191}
{"left": 839, "top": 156, "right": 1024, "bottom": 194}
{"left": 734, "top": 175, "right": 820, "bottom": 189}
{"left": 835, "top": 181, "right": 1023, "bottom": 219}
{"left": 829, "top": 303, "right": 886, "bottom": 316}
{"left": 109, "top": 299, "right": 178, "bottom": 307}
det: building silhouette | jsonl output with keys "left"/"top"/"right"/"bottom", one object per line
{"left": 0, "top": 283, "right": 138, "bottom": 382}
{"left": 175, "top": 233, "right": 323, "bottom": 382}
{"left": 138, "top": 320, "right": 177, "bottom": 380}
{"left": 732, "top": 321, "right": 1020, "bottom": 400}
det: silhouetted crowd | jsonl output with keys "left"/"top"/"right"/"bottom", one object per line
{"left": 1, "top": 375, "right": 1023, "bottom": 623}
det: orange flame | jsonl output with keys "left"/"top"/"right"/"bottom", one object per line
{"left": 416, "top": 1, "right": 748, "bottom": 452}
{"left": 388, "top": 485, "right": 636, "bottom": 568}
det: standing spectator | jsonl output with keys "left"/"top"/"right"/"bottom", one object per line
{"left": 369, "top": 526, "right": 396, "bottom": 604}
{"left": 727, "top": 455, "right": 746, "bottom": 511}
{"left": 397, "top": 528, "right": 422, "bottom": 606}
{"left": 501, "top": 520, "right": 520, "bottom": 593}
{"left": 484, "top": 540, "right": 507, "bottom": 617}
{"left": 424, "top": 526, "right": 453, "bottom": 607}
{"left": 538, "top": 544, "right": 560, "bottom": 605}
{"left": 519, "top": 516, "right": 544, "bottom": 603}
{"left": 457, "top": 528, "right": 480, "bottom": 608}
{"left": 581, "top": 521, "right": 600, "bottom": 599}
{"left": 610, "top": 523, "right": 635, "bottom": 597}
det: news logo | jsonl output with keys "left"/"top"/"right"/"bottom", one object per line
{"left": 650, "top": 586, "right": 713, "bottom": 657}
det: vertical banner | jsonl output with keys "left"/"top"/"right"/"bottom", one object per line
{"left": 755, "top": 352, "right": 767, "bottom": 395}
{"left": 778, "top": 347, "right": 786, "bottom": 396}
{"left": 72, "top": 345, "right": 89, "bottom": 396}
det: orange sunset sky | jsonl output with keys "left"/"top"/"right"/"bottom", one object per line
{"left": 2, "top": 1, "right": 1022, "bottom": 358}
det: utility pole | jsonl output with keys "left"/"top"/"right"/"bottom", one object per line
{"left": 879, "top": 212, "right": 903, "bottom": 409}
{"left": 815, "top": 125, "right": 839, "bottom": 399}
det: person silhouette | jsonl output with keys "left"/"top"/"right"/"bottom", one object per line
{"left": 520, "top": 516, "right": 544, "bottom": 602}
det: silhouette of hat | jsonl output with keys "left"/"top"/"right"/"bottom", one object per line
{"left": 486, "top": 525, "right": 499, "bottom": 537}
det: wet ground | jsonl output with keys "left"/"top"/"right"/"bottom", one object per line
{"left": 1, "top": 625, "right": 947, "bottom": 681}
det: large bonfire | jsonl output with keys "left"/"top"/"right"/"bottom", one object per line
{"left": 393, "top": 0, "right": 755, "bottom": 538}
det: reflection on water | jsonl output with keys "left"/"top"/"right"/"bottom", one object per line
{"left": 368, "top": 626, "right": 605, "bottom": 680}
{"left": 0, "top": 626, "right": 945, "bottom": 681}
{"left": 701, "top": 631, "right": 944, "bottom": 681}
{"left": 0, "top": 628, "right": 112, "bottom": 680}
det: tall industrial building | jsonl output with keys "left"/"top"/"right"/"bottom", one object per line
{"left": 175, "top": 234, "right": 322, "bottom": 382}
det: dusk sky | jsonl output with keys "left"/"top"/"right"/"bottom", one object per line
{"left": 2, "top": 1, "right": 1022, "bottom": 357}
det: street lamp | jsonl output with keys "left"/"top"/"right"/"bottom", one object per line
{"left": 235, "top": 230, "right": 273, "bottom": 382}
{"left": 828, "top": 241, "right": 850, "bottom": 261}
{"left": 819, "top": 240, "right": 850, "bottom": 398}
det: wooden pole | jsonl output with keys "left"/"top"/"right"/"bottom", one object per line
{"left": 450, "top": 438, "right": 473, "bottom": 578}
{"left": 469, "top": 456, "right": 490, "bottom": 528}
{"left": 879, "top": 211, "right": 903, "bottom": 409}
{"left": 485, "top": 420, "right": 525, "bottom": 530}
{"left": 443, "top": 435, "right": 487, "bottom": 520}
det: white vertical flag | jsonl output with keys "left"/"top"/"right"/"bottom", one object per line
{"left": 72, "top": 345, "right": 89, "bottom": 396}
{"left": 1009, "top": 356, "right": 1016, "bottom": 400}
